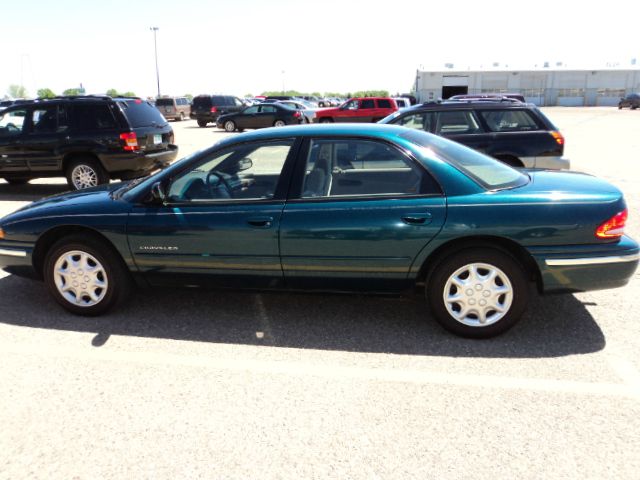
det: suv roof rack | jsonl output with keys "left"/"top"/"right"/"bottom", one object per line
{"left": 445, "top": 96, "right": 524, "bottom": 104}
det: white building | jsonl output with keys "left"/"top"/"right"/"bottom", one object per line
{"left": 414, "top": 68, "right": 640, "bottom": 106}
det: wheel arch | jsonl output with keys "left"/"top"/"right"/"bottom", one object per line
{"left": 32, "top": 225, "right": 127, "bottom": 280}
{"left": 416, "top": 235, "right": 542, "bottom": 292}
{"left": 62, "top": 152, "right": 103, "bottom": 172}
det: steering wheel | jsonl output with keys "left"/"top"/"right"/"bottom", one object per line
{"left": 205, "top": 171, "right": 233, "bottom": 198}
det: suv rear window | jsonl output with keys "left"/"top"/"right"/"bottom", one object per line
{"left": 193, "top": 96, "right": 212, "bottom": 108}
{"left": 155, "top": 98, "right": 174, "bottom": 107}
{"left": 118, "top": 99, "right": 167, "bottom": 127}
{"left": 480, "top": 110, "right": 540, "bottom": 132}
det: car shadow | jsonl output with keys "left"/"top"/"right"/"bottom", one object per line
{"left": 0, "top": 275, "right": 605, "bottom": 358}
{"left": 0, "top": 183, "right": 70, "bottom": 201}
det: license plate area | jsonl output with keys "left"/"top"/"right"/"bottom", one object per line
{"left": 153, "top": 134, "right": 162, "bottom": 145}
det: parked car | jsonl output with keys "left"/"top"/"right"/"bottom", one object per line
{"left": 380, "top": 100, "right": 569, "bottom": 169}
{"left": 276, "top": 100, "right": 317, "bottom": 123}
{"left": 1, "top": 124, "right": 637, "bottom": 338}
{"left": 191, "top": 94, "right": 246, "bottom": 127}
{"left": 216, "top": 103, "right": 304, "bottom": 131}
{"left": 392, "top": 97, "right": 412, "bottom": 109}
{"left": 155, "top": 96, "right": 191, "bottom": 121}
{"left": 618, "top": 93, "right": 640, "bottom": 109}
{"left": 0, "top": 95, "right": 177, "bottom": 189}
{"left": 314, "top": 97, "right": 398, "bottom": 123}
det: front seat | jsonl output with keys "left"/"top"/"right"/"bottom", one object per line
{"left": 303, "top": 145, "right": 332, "bottom": 197}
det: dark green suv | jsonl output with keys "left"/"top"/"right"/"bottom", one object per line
{"left": 0, "top": 96, "right": 178, "bottom": 190}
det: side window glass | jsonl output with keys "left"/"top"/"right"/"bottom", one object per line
{"left": 361, "top": 99, "right": 375, "bottom": 109}
{"left": 396, "top": 112, "right": 433, "bottom": 131}
{"left": 260, "top": 106, "right": 276, "bottom": 113}
{"left": 234, "top": 98, "right": 244, "bottom": 107}
{"left": 244, "top": 106, "right": 259, "bottom": 114}
{"left": 344, "top": 100, "right": 358, "bottom": 110}
{"left": 0, "top": 109, "right": 27, "bottom": 136}
{"left": 167, "top": 140, "right": 293, "bottom": 202}
{"left": 301, "top": 139, "right": 437, "bottom": 198}
{"left": 378, "top": 99, "right": 391, "bottom": 108}
{"left": 31, "top": 106, "right": 58, "bottom": 134}
{"left": 436, "top": 110, "right": 481, "bottom": 135}
{"left": 71, "top": 104, "right": 117, "bottom": 131}
{"left": 479, "top": 110, "right": 541, "bottom": 132}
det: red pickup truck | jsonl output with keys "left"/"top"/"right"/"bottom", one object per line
{"left": 314, "top": 97, "right": 398, "bottom": 123}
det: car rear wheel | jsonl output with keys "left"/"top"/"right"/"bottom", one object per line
{"left": 44, "top": 235, "right": 132, "bottom": 316}
{"left": 426, "top": 248, "right": 529, "bottom": 338}
{"left": 66, "top": 157, "right": 109, "bottom": 190}
{"left": 179, "top": 112, "right": 185, "bottom": 121}
{"left": 273, "top": 120, "right": 286, "bottom": 127}
{"left": 197, "top": 119, "right": 207, "bottom": 127}
{"left": 224, "top": 120, "right": 237, "bottom": 132}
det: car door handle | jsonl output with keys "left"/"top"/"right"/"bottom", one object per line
{"left": 402, "top": 213, "right": 432, "bottom": 225}
{"left": 247, "top": 216, "right": 274, "bottom": 228}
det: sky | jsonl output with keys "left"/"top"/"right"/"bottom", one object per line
{"left": 2, "top": 0, "right": 639, "bottom": 99}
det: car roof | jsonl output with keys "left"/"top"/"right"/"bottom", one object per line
{"left": 215, "top": 123, "right": 411, "bottom": 147}
{"left": 405, "top": 100, "right": 536, "bottom": 111}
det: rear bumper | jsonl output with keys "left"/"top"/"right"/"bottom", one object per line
{"left": 531, "top": 236, "right": 639, "bottom": 293}
{"left": 101, "top": 145, "right": 178, "bottom": 179}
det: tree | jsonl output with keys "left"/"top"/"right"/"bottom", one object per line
{"left": 121, "top": 91, "right": 136, "bottom": 97}
{"left": 106, "top": 88, "right": 119, "bottom": 97}
{"left": 8, "top": 84, "right": 28, "bottom": 98}
{"left": 184, "top": 93, "right": 193, "bottom": 101}
{"left": 37, "top": 88, "right": 56, "bottom": 99}
{"left": 62, "top": 88, "right": 83, "bottom": 96}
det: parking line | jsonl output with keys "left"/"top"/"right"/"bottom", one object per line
{"left": 2, "top": 341, "right": 639, "bottom": 400}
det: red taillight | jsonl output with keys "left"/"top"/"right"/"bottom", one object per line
{"left": 550, "top": 131, "right": 564, "bottom": 146}
{"left": 596, "top": 210, "right": 628, "bottom": 239}
{"left": 210, "top": 107, "right": 218, "bottom": 113}
{"left": 119, "top": 132, "right": 139, "bottom": 151}
{"left": 293, "top": 111, "right": 301, "bottom": 118}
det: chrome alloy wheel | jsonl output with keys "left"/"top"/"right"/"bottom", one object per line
{"left": 443, "top": 262, "right": 513, "bottom": 327}
{"left": 53, "top": 250, "right": 108, "bottom": 307}
{"left": 274, "top": 120, "right": 286, "bottom": 127}
{"left": 71, "top": 165, "right": 98, "bottom": 189}
{"left": 224, "top": 121, "right": 235, "bottom": 132}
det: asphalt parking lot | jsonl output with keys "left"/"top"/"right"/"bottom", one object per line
{"left": 1, "top": 108, "right": 639, "bottom": 479}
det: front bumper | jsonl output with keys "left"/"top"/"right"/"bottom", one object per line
{"left": 0, "top": 242, "right": 36, "bottom": 278}
{"left": 531, "top": 236, "right": 639, "bottom": 293}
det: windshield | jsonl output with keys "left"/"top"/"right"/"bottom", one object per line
{"left": 400, "top": 129, "right": 529, "bottom": 190}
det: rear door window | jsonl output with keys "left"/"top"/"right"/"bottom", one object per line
{"left": 435, "top": 110, "right": 482, "bottom": 134}
{"left": 361, "top": 99, "right": 375, "bottom": 109}
{"left": 118, "top": 99, "right": 167, "bottom": 127}
{"left": 71, "top": 104, "right": 118, "bottom": 131}
{"left": 378, "top": 99, "right": 391, "bottom": 108}
{"left": 479, "top": 110, "right": 541, "bottom": 132}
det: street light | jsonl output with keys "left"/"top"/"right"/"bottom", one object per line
{"left": 150, "top": 27, "right": 160, "bottom": 97}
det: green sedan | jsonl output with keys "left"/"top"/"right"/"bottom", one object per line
{"left": 0, "top": 124, "right": 637, "bottom": 338}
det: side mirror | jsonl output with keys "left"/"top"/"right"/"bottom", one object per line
{"left": 149, "top": 181, "right": 166, "bottom": 203}
{"left": 237, "top": 157, "right": 253, "bottom": 171}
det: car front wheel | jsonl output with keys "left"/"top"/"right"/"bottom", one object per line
{"left": 224, "top": 120, "right": 237, "bottom": 132}
{"left": 44, "top": 235, "right": 131, "bottom": 316}
{"left": 426, "top": 248, "right": 529, "bottom": 338}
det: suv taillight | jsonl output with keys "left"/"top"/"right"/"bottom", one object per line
{"left": 210, "top": 107, "right": 218, "bottom": 113}
{"left": 596, "top": 210, "right": 627, "bottom": 239}
{"left": 119, "top": 132, "right": 139, "bottom": 151}
{"left": 550, "top": 131, "right": 564, "bottom": 146}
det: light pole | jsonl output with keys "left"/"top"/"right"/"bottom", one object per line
{"left": 150, "top": 27, "right": 160, "bottom": 97}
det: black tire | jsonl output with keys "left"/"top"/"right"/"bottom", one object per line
{"left": 3, "top": 178, "right": 30, "bottom": 185}
{"left": 44, "top": 234, "right": 132, "bottom": 316}
{"left": 426, "top": 248, "right": 529, "bottom": 338}
{"left": 224, "top": 120, "right": 236, "bottom": 132}
{"left": 319, "top": 118, "right": 333, "bottom": 124}
{"left": 197, "top": 119, "right": 208, "bottom": 128}
{"left": 65, "top": 157, "right": 109, "bottom": 190}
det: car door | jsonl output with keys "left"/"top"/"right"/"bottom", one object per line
{"left": 0, "top": 107, "right": 29, "bottom": 173}
{"left": 257, "top": 105, "right": 277, "bottom": 127}
{"left": 279, "top": 137, "right": 446, "bottom": 291}
{"left": 22, "top": 104, "right": 69, "bottom": 172}
{"left": 127, "top": 138, "right": 299, "bottom": 288}
{"left": 433, "top": 109, "right": 491, "bottom": 153}
{"left": 236, "top": 105, "right": 259, "bottom": 129}
{"left": 335, "top": 99, "right": 362, "bottom": 123}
